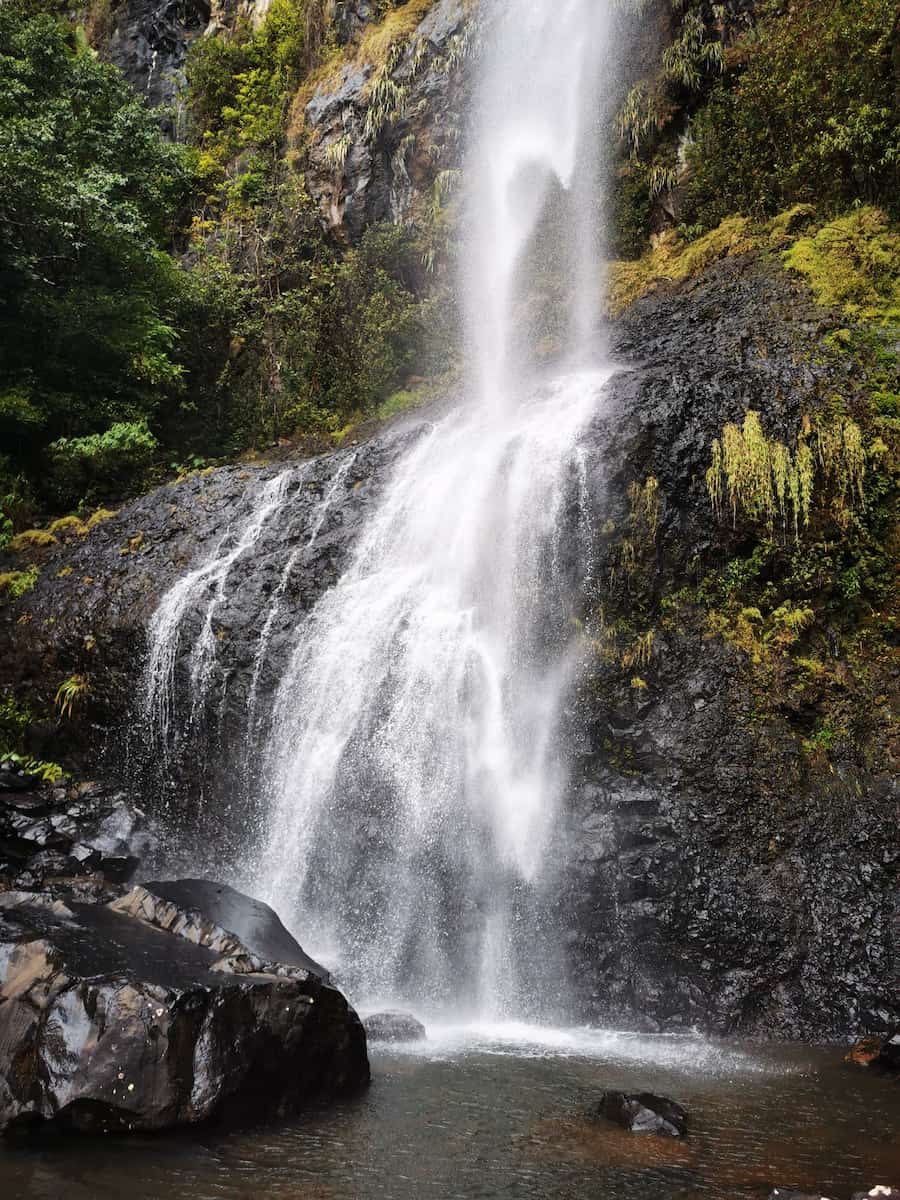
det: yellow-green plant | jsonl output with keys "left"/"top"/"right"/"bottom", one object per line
{"left": 627, "top": 476, "right": 660, "bottom": 544}
{"left": 55, "top": 674, "right": 89, "bottom": 719}
{"left": 706, "top": 410, "right": 865, "bottom": 538}
{"left": 0, "top": 564, "right": 39, "bottom": 599}
{"left": 8, "top": 527, "right": 57, "bottom": 551}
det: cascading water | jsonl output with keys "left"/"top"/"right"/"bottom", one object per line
{"left": 248, "top": 0, "right": 617, "bottom": 1017}
{"left": 141, "top": 0, "right": 618, "bottom": 1020}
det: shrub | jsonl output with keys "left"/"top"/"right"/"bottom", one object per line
{"left": 47, "top": 421, "right": 159, "bottom": 506}
{"left": 683, "top": 0, "right": 900, "bottom": 227}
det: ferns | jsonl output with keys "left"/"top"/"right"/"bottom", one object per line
{"left": 55, "top": 674, "right": 90, "bottom": 719}
{"left": 662, "top": 9, "right": 724, "bottom": 91}
{"left": 324, "top": 131, "right": 353, "bottom": 171}
{"left": 706, "top": 410, "right": 867, "bottom": 538}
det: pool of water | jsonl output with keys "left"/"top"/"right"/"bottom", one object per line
{"left": 2, "top": 1024, "right": 897, "bottom": 1200}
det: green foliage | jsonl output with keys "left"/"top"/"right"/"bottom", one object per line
{"left": 0, "top": 564, "right": 40, "bottom": 600}
{"left": 0, "top": 749, "right": 66, "bottom": 783}
{"left": 0, "top": 693, "right": 33, "bottom": 750}
{"left": 55, "top": 674, "right": 89, "bottom": 719}
{"left": 706, "top": 411, "right": 867, "bottom": 538}
{"left": 782, "top": 208, "right": 900, "bottom": 321}
{"left": 46, "top": 420, "right": 159, "bottom": 506}
{"left": 683, "top": 0, "right": 900, "bottom": 227}
{"left": 661, "top": 7, "right": 723, "bottom": 91}
{"left": 0, "top": 3, "right": 193, "bottom": 502}
{"left": 185, "top": 0, "right": 322, "bottom": 208}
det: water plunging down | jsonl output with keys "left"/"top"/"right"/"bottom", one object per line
{"left": 142, "top": 0, "right": 617, "bottom": 1018}
{"left": 251, "top": 0, "right": 617, "bottom": 1016}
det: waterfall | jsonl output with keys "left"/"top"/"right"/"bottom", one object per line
{"left": 251, "top": 0, "right": 616, "bottom": 1016}
{"left": 142, "top": 0, "right": 618, "bottom": 1020}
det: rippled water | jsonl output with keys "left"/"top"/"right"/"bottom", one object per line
{"left": 3, "top": 1028, "right": 897, "bottom": 1200}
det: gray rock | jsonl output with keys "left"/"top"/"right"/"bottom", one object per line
{"left": 589, "top": 1090, "right": 687, "bottom": 1137}
{"left": 363, "top": 1009, "right": 427, "bottom": 1042}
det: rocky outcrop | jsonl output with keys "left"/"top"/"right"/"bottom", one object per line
{"left": 101, "top": 0, "right": 271, "bottom": 127}
{"left": 0, "top": 881, "right": 368, "bottom": 1136}
{"left": 562, "top": 254, "right": 898, "bottom": 1040}
{"left": 301, "top": 0, "right": 471, "bottom": 241}
{"left": 111, "top": 878, "right": 332, "bottom": 979}
{"left": 0, "top": 778, "right": 150, "bottom": 898}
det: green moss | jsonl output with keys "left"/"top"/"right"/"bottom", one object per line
{"left": 0, "top": 564, "right": 39, "bottom": 600}
{"left": 782, "top": 208, "right": 900, "bottom": 321}
{"left": 607, "top": 215, "right": 755, "bottom": 315}
{"left": 8, "top": 528, "right": 58, "bottom": 551}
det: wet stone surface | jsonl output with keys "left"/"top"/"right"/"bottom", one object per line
{"left": 0, "top": 883, "right": 369, "bottom": 1137}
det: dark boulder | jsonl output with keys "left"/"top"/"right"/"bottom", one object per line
{"left": 363, "top": 1010, "right": 427, "bottom": 1043}
{"left": 851, "top": 1189, "right": 899, "bottom": 1199}
{"left": 0, "top": 885, "right": 368, "bottom": 1136}
{"left": 588, "top": 1090, "right": 687, "bottom": 1137}
{"left": 137, "top": 878, "right": 331, "bottom": 981}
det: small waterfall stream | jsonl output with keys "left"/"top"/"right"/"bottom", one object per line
{"left": 142, "top": 0, "right": 618, "bottom": 1019}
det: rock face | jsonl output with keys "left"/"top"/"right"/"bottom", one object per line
{"left": 102, "top": 0, "right": 271, "bottom": 127}
{"left": 0, "top": 779, "right": 150, "bottom": 897}
{"left": 363, "top": 1009, "right": 427, "bottom": 1043}
{"left": 1, "top": 256, "right": 896, "bottom": 1041}
{"left": 302, "top": 0, "right": 470, "bottom": 242}
{"left": 589, "top": 1090, "right": 687, "bottom": 1137}
{"left": 0, "top": 882, "right": 368, "bottom": 1136}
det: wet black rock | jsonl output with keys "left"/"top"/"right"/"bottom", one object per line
{"left": 0, "top": 780, "right": 150, "bottom": 896}
{"left": 1, "top": 255, "right": 896, "bottom": 1042}
{"left": 588, "top": 1090, "right": 687, "bottom": 1137}
{"left": 0, "top": 884, "right": 368, "bottom": 1136}
{"left": 851, "top": 1188, "right": 899, "bottom": 1199}
{"left": 363, "top": 1010, "right": 427, "bottom": 1042}
{"left": 114, "top": 878, "right": 331, "bottom": 981}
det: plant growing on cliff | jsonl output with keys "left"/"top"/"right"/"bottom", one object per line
{"left": 682, "top": 0, "right": 900, "bottom": 226}
{"left": 706, "top": 411, "right": 867, "bottom": 538}
{"left": 54, "top": 675, "right": 90, "bottom": 720}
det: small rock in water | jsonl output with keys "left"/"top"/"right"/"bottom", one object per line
{"left": 588, "top": 1090, "right": 687, "bottom": 1137}
{"left": 363, "top": 1010, "right": 427, "bottom": 1043}
{"left": 851, "top": 1188, "right": 899, "bottom": 1199}
{"left": 845, "top": 1031, "right": 899, "bottom": 1073}
{"left": 768, "top": 1192, "right": 836, "bottom": 1200}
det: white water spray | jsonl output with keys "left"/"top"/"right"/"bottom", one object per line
{"left": 142, "top": 0, "right": 618, "bottom": 1018}
{"left": 252, "top": 0, "right": 617, "bottom": 1015}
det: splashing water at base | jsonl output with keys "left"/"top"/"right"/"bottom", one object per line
{"left": 254, "top": 367, "right": 612, "bottom": 1015}
{"left": 252, "top": 0, "right": 618, "bottom": 1015}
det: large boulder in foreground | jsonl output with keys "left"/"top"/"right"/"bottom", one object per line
{"left": 0, "top": 883, "right": 368, "bottom": 1136}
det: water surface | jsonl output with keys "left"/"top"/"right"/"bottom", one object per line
{"left": 3, "top": 1026, "right": 897, "bottom": 1200}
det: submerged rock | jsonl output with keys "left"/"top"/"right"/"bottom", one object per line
{"left": 851, "top": 1188, "right": 899, "bottom": 1199}
{"left": 0, "top": 884, "right": 368, "bottom": 1136}
{"left": 845, "top": 1031, "right": 899, "bottom": 1073}
{"left": 589, "top": 1090, "right": 687, "bottom": 1137}
{"left": 363, "top": 1010, "right": 427, "bottom": 1043}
